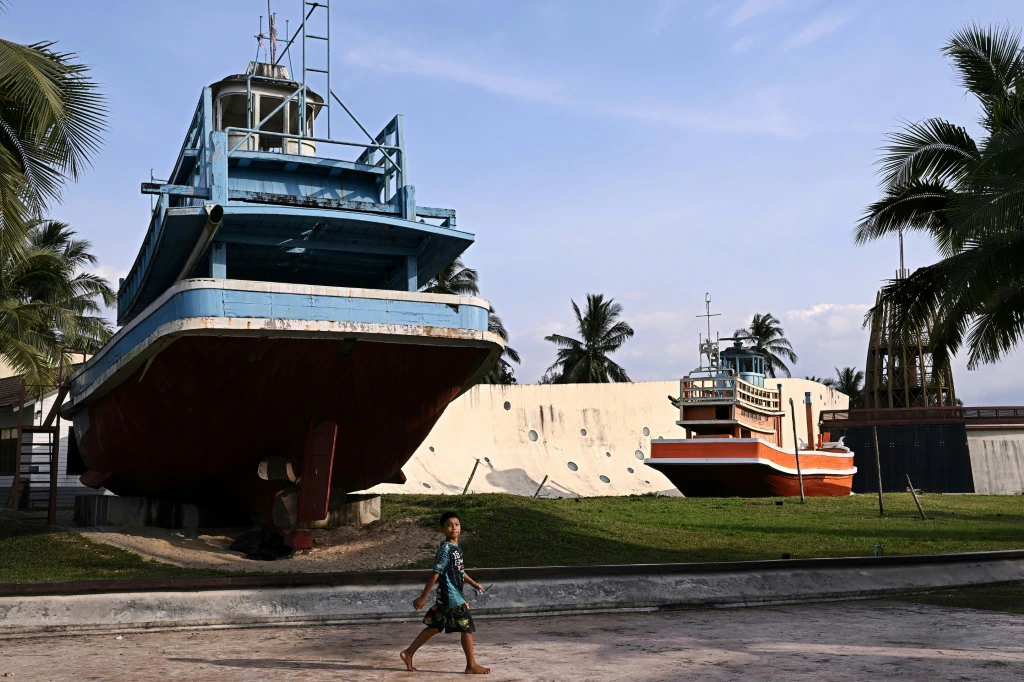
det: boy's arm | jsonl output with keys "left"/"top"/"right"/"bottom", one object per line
{"left": 413, "top": 573, "right": 439, "bottom": 610}
{"left": 463, "top": 572, "right": 484, "bottom": 591}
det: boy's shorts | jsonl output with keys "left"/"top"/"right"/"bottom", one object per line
{"left": 423, "top": 602, "right": 475, "bottom": 634}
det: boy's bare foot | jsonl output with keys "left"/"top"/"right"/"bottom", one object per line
{"left": 400, "top": 650, "right": 417, "bottom": 672}
{"left": 465, "top": 663, "right": 490, "bottom": 674}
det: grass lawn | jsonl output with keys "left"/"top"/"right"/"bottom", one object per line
{"left": 383, "top": 493, "right": 1024, "bottom": 568}
{"left": 900, "top": 581, "right": 1024, "bottom": 614}
{"left": 0, "top": 519, "right": 223, "bottom": 583}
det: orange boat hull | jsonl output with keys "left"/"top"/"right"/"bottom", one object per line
{"left": 647, "top": 438, "right": 856, "bottom": 497}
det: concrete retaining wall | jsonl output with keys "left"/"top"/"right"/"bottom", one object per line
{"left": 1, "top": 552, "right": 1020, "bottom": 637}
{"left": 368, "top": 380, "right": 847, "bottom": 498}
{"left": 968, "top": 428, "right": 1024, "bottom": 494}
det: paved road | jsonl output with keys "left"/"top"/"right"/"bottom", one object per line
{"left": 1, "top": 601, "right": 1021, "bottom": 681}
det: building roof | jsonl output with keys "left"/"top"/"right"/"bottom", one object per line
{"left": 0, "top": 375, "right": 27, "bottom": 410}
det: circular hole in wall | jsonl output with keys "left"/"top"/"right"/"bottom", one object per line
{"left": 605, "top": 451, "right": 612, "bottom": 458}
{"left": 422, "top": 482, "right": 432, "bottom": 489}
{"left": 528, "top": 430, "right": 539, "bottom": 442}
{"left": 567, "top": 461, "right": 579, "bottom": 472}
{"left": 580, "top": 428, "right": 588, "bottom": 437}
{"left": 484, "top": 457, "right": 491, "bottom": 464}
{"left": 657, "top": 436, "right": 664, "bottom": 440}
{"left": 503, "top": 401, "right": 511, "bottom": 411}
{"left": 644, "top": 480, "right": 651, "bottom": 485}
{"left": 628, "top": 467, "right": 635, "bottom": 474}
{"left": 642, "top": 427, "right": 651, "bottom": 437}
{"left": 429, "top": 446, "right": 435, "bottom": 452}
{"left": 599, "top": 475, "right": 611, "bottom": 484}
{"left": 635, "top": 450, "right": 644, "bottom": 460}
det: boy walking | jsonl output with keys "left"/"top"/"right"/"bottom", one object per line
{"left": 401, "top": 511, "right": 490, "bottom": 674}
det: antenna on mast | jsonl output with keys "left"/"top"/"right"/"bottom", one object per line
{"left": 696, "top": 293, "right": 722, "bottom": 369}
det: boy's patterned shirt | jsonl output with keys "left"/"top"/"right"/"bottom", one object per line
{"left": 433, "top": 541, "right": 467, "bottom": 608}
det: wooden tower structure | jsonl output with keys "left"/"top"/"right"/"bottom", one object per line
{"left": 863, "top": 236, "right": 955, "bottom": 409}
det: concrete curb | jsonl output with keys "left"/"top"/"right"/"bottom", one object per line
{"left": 2, "top": 552, "right": 1022, "bottom": 637}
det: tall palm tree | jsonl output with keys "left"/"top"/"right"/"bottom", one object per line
{"left": 421, "top": 257, "right": 520, "bottom": 384}
{"left": 0, "top": 33, "right": 106, "bottom": 254}
{"left": 544, "top": 294, "right": 634, "bottom": 383}
{"left": 0, "top": 221, "right": 114, "bottom": 386}
{"left": 831, "top": 366, "right": 865, "bottom": 408}
{"left": 734, "top": 312, "right": 797, "bottom": 378}
{"left": 805, "top": 375, "right": 835, "bottom": 387}
{"left": 857, "top": 24, "right": 1024, "bottom": 369}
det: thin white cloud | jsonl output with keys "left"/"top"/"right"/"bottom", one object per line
{"left": 729, "top": 0, "right": 786, "bottom": 27}
{"left": 343, "top": 44, "right": 568, "bottom": 106}
{"left": 731, "top": 35, "right": 758, "bottom": 53}
{"left": 345, "top": 43, "right": 801, "bottom": 137}
{"left": 781, "top": 13, "right": 850, "bottom": 52}
{"left": 93, "top": 264, "right": 128, "bottom": 287}
{"left": 598, "top": 88, "right": 802, "bottom": 137}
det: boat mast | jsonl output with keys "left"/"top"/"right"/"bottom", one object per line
{"left": 696, "top": 293, "right": 721, "bottom": 370}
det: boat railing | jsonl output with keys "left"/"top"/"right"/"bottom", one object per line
{"left": 820, "top": 405, "right": 1024, "bottom": 428}
{"left": 679, "top": 372, "right": 781, "bottom": 413}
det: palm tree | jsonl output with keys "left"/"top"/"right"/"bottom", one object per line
{"left": 1, "top": 21, "right": 107, "bottom": 384}
{"left": 0, "top": 220, "right": 114, "bottom": 386}
{"left": 544, "top": 294, "right": 634, "bottom": 383}
{"left": 831, "top": 366, "right": 865, "bottom": 408}
{"left": 805, "top": 375, "right": 835, "bottom": 387}
{"left": 857, "top": 24, "right": 1024, "bottom": 369}
{"left": 734, "top": 312, "right": 797, "bottom": 378}
{"left": 0, "top": 33, "right": 106, "bottom": 254}
{"left": 421, "top": 257, "right": 479, "bottom": 297}
{"left": 478, "top": 305, "right": 521, "bottom": 384}
{"left": 421, "top": 257, "right": 520, "bottom": 384}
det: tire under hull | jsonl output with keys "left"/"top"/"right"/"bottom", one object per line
{"left": 73, "top": 335, "right": 492, "bottom": 518}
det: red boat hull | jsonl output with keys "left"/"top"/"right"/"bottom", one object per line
{"left": 647, "top": 438, "right": 856, "bottom": 497}
{"left": 74, "top": 336, "right": 492, "bottom": 517}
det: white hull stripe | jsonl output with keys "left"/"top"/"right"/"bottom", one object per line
{"left": 646, "top": 457, "right": 857, "bottom": 477}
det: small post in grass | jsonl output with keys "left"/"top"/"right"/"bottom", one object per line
{"left": 533, "top": 474, "right": 549, "bottom": 498}
{"left": 872, "top": 426, "right": 885, "bottom": 517}
{"left": 906, "top": 474, "right": 926, "bottom": 520}
{"left": 788, "top": 398, "right": 805, "bottom": 504}
{"left": 462, "top": 459, "right": 480, "bottom": 495}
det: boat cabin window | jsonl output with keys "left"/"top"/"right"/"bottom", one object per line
{"left": 287, "top": 100, "right": 316, "bottom": 137}
{"left": 219, "top": 95, "right": 248, "bottom": 134}
{"left": 258, "top": 96, "right": 286, "bottom": 152}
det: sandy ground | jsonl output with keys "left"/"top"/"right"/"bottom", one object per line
{"left": 0, "top": 601, "right": 1021, "bottom": 681}
{"left": 80, "top": 518, "right": 439, "bottom": 573}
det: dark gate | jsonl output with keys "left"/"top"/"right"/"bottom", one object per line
{"left": 845, "top": 423, "right": 973, "bottom": 493}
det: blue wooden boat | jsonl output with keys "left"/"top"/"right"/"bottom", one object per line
{"left": 65, "top": 56, "right": 502, "bottom": 538}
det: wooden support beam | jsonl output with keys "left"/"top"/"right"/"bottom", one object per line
{"left": 140, "top": 183, "right": 212, "bottom": 199}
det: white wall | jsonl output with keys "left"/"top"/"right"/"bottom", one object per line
{"left": 369, "top": 379, "right": 847, "bottom": 498}
{"left": 967, "top": 428, "right": 1024, "bottom": 494}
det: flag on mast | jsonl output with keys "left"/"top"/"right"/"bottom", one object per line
{"left": 269, "top": 13, "right": 278, "bottom": 64}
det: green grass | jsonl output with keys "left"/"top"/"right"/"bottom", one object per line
{"left": 2, "top": 493, "right": 1022, "bottom": 583}
{"left": 383, "top": 493, "right": 1024, "bottom": 568}
{"left": 0, "top": 520, "right": 224, "bottom": 583}
{"left": 900, "top": 581, "right": 1024, "bottom": 614}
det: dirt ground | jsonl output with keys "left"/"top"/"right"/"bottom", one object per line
{"left": 0, "top": 601, "right": 1021, "bottom": 681}
{"left": 80, "top": 518, "right": 439, "bottom": 573}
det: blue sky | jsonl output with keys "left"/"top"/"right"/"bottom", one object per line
{"left": 7, "top": 0, "right": 1024, "bottom": 402}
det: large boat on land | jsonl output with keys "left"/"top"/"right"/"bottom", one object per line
{"left": 645, "top": 298, "right": 855, "bottom": 497}
{"left": 64, "top": 13, "right": 502, "bottom": 542}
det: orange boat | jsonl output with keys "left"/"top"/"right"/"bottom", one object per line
{"left": 646, "top": 296, "right": 856, "bottom": 497}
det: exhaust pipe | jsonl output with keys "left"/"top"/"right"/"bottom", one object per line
{"left": 176, "top": 203, "right": 224, "bottom": 281}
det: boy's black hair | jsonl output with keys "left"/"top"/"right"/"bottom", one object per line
{"left": 439, "top": 511, "right": 460, "bottom": 526}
